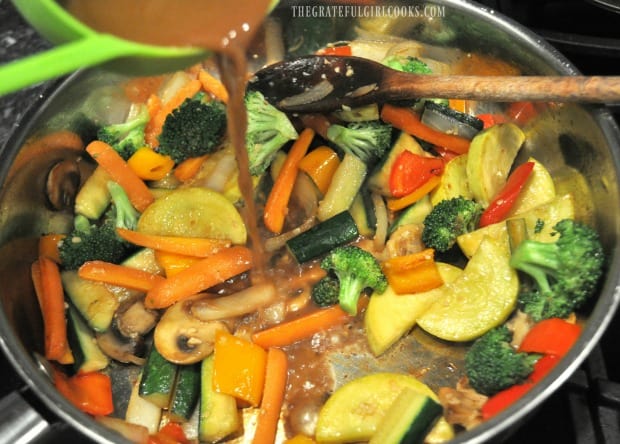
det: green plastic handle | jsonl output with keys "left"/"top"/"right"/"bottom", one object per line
{"left": 0, "top": 35, "right": 138, "bottom": 96}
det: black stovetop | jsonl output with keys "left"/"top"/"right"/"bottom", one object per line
{"left": 1, "top": 1, "right": 620, "bottom": 443}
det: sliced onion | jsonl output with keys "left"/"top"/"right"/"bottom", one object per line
{"left": 264, "top": 217, "right": 316, "bottom": 253}
{"left": 203, "top": 149, "right": 237, "bottom": 192}
{"left": 190, "top": 283, "right": 278, "bottom": 321}
{"left": 292, "top": 172, "right": 321, "bottom": 220}
{"left": 279, "top": 79, "right": 334, "bottom": 108}
{"left": 372, "top": 192, "right": 388, "bottom": 252}
{"left": 158, "top": 71, "right": 193, "bottom": 104}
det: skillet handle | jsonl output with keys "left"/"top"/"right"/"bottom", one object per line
{"left": 0, "top": 390, "right": 51, "bottom": 443}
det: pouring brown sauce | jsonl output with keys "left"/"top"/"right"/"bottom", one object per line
{"left": 63, "top": 0, "right": 273, "bottom": 276}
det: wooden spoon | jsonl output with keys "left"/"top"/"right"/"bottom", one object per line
{"left": 248, "top": 55, "right": 620, "bottom": 112}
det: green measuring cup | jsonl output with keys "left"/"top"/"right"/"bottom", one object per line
{"left": 0, "top": 0, "right": 208, "bottom": 96}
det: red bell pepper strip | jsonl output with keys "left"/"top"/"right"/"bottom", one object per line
{"left": 476, "top": 113, "right": 507, "bottom": 129}
{"left": 478, "top": 161, "right": 535, "bottom": 227}
{"left": 317, "top": 44, "right": 352, "bottom": 56}
{"left": 481, "top": 382, "right": 534, "bottom": 420}
{"left": 528, "top": 354, "right": 561, "bottom": 383}
{"left": 54, "top": 370, "right": 114, "bottom": 416}
{"left": 518, "top": 318, "right": 582, "bottom": 357}
{"left": 506, "top": 101, "right": 542, "bottom": 126}
{"left": 389, "top": 151, "right": 444, "bottom": 198}
{"left": 148, "top": 422, "right": 191, "bottom": 444}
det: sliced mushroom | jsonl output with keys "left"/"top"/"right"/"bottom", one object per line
{"left": 45, "top": 158, "right": 81, "bottom": 211}
{"left": 116, "top": 299, "right": 159, "bottom": 339}
{"left": 96, "top": 329, "right": 146, "bottom": 366}
{"left": 154, "top": 298, "right": 229, "bottom": 364}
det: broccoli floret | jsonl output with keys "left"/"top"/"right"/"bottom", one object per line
{"left": 320, "top": 245, "right": 387, "bottom": 315}
{"left": 510, "top": 219, "right": 605, "bottom": 322}
{"left": 422, "top": 196, "right": 483, "bottom": 252}
{"left": 97, "top": 104, "right": 149, "bottom": 160}
{"left": 465, "top": 325, "right": 539, "bottom": 396}
{"left": 245, "top": 90, "right": 298, "bottom": 176}
{"left": 59, "top": 182, "right": 139, "bottom": 269}
{"left": 326, "top": 121, "right": 392, "bottom": 164}
{"left": 158, "top": 93, "right": 227, "bottom": 163}
{"left": 383, "top": 55, "right": 432, "bottom": 75}
{"left": 311, "top": 275, "right": 340, "bottom": 307}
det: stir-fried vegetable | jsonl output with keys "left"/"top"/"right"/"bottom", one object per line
{"left": 30, "top": 33, "right": 607, "bottom": 444}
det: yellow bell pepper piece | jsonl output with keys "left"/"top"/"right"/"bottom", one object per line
{"left": 127, "top": 147, "right": 175, "bottom": 181}
{"left": 298, "top": 146, "right": 340, "bottom": 195}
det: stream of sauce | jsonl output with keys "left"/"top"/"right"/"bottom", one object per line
{"left": 63, "top": 0, "right": 273, "bottom": 276}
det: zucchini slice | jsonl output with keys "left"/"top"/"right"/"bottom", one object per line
{"left": 139, "top": 345, "right": 178, "bottom": 409}
{"left": 286, "top": 211, "right": 359, "bottom": 263}
{"left": 61, "top": 270, "right": 119, "bottom": 332}
{"left": 169, "top": 363, "right": 201, "bottom": 422}
{"left": 369, "top": 387, "right": 443, "bottom": 444}
{"left": 66, "top": 305, "right": 109, "bottom": 374}
{"left": 198, "top": 355, "right": 241, "bottom": 443}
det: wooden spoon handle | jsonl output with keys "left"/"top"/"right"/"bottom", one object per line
{"left": 385, "top": 73, "right": 620, "bottom": 103}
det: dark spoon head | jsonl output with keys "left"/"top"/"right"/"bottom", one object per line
{"left": 248, "top": 55, "right": 386, "bottom": 112}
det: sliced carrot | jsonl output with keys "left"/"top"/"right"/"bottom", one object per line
{"left": 117, "top": 228, "right": 231, "bottom": 257}
{"left": 145, "top": 93, "right": 163, "bottom": 147}
{"left": 127, "top": 147, "right": 175, "bottom": 181}
{"left": 381, "top": 249, "right": 444, "bottom": 294}
{"left": 251, "top": 304, "right": 353, "bottom": 349}
{"left": 32, "top": 256, "right": 72, "bottom": 362}
{"left": 85, "top": 141, "right": 154, "bottom": 212}
{"left": 253, "top": 348, "right": 288, "bottom": 444}
{"left": 173, "top": 154, "right": 209, "bottom": 182}
{"left": 145, "top": 79, "right": 202, "bottom": 148}
{"left": 298, "top": 146, "right": 340, "bottom": 195}
{"left": 145, "top": 246, "right": 253, "bottom": 309}
{"left": 78, "top": 261, "right": 165, "bottom": 292}
{"left": 213, "top": 330, "right": 267, "bottom": 407}
{"left": 264, "top": 128, "right": 314, "bottom": 234}
{"left": 199, "top": 69, "right": 229, "bottom": 103}
{"left": 386, "top": 174, "right": 441, "bottom": 211}
{"left": 154, "top": 250, "right": 201, "bottom": 277}
{"left": 381, "top": 104, "right": 470, "bottom": 155}
{"left": 38, "top": 234, "right": 65, "bottom": 263}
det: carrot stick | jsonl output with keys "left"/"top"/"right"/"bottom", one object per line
{"left": 253, "top": 348, "right": 288, "bottom": 444}
{"left": 85, "top": 140, "right": 154, "bottom": 212}
{"left": 381, "top": 104, "right": 471, "bottom": 155}
{"left": 38, "top": 234, "right": 65, "bottom": 263}
{"left": 145, "top": 246, "right": 253, "bottom": 309}
{"left": 33, "top": 256, "right": 72, "bottom": 362}
{"left": 116, "top": 228, "right": 231, "bottom": 257}
{"left": 251, "top": 304, "right": 352, "bottom": 348}
{"left": 264, "top": 128, "right": 314, "bottom": 234}
{"left": 145, "top": 79, "right": 202, "bottom": 148}
{"left": 173, "top": 154, "right": 209, "bottom": 182}
{"left": 78, "top": 261, "right": 165, "bottom": 292}
{"left": 199, "top": 69, "right": 229, "bottom": 103}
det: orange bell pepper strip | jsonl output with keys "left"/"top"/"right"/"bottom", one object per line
{"left": 381, "top": 249, "right": 444, "bottom": 294}
{"left": 54, "top": 370, "right": 114, "bottom": 416}
{"left": 298, "top": 146, "right": 341, "bottom": 195}
{"left": 479, "top": 161, "right": 535, "bottom": 227}
{"left": 173, "top": 154, "right": 209, "bottom": 182}
{"left": 389, "top": 150, "right": 444, "bottom": 198}
{"left": 381, "top": 104, "right": 471, "bottom": 155}
{"left": 127, "top": 147, "right": 175, "bottom": 181}
{"left": 386, "top": 174, "right": 441, "bottom": 211}
{"left": 212, "top": 330, "right": 267, "bottom": 407}
{"left": 153, "top": 250, "right": 201, "bottom": 277}
{"left": 518, "top": 318, "right": 582, "bottom": 357}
